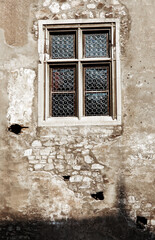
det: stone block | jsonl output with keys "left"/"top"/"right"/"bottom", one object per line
{"left": 70, "top": 175, "right": 83, "bottom": 182}
{"left": 82, "top": 150, "right": 89, "bottom": 155}
{"left": 74, "top": 143, "right": 83, "bottom": 147}
{"left": 81, "top": 171, "right": 91, "bottom": 176}
{"left": 83, "top": 177, "right": 92, "bottom": 182}
{"left": 40, "top": 149, "right": 50, "bottom": 156}
{"left": 87, "top": 3, "right": 96, "bottom": 9}
{"left": 40, "top": 160, "right": 47, "bottom": 164}
{"left": 34, "top": 164, "right": 43, "bottom": 170}
{"left": 44, "top": 164, "right": 54, "bottom": 171}
{"left": 91, "top": 164, "right": 104, "bottom": 170}
{"left": 32, "top": 140, "right": 42, "bottom": 147}
{"left": 43, "top": 0, "right": 51, "bottom": 7}
{"left": 29, "top": 160, "right": 39, "bottom": 164}
{"left": 128, "top": 196, "right": 135, "bottom": 204}
{"left": 84, "top": 155, "right": 93, "bottom": 164}
{"left": 36, "top": 155, "right": 41, "bottom": 160}
{"left": 61, "top": 3, "right": 70, "bottom": 10}
{"left": 48, "top": 158, "right": 54, "bottom": 163}
{"left": 28, "top": 156, "right": 35, "bottom": 160}
{"left": 151, "top": 219, "right": 155, "bottom": 226}
{"left": 73, "top": 165, "right": 81, "bottom": 170}
{"left": 65, "top": 154, "right": 74, "bottom": 160}
{"left": 28, "top": 168, "right": 33, "bottom": 172}
{"left": 57, "top": 155, "right": 64, "bottom": 159}
{"left": 56, "top": 164, "right": 64, "bottom": 171}
{"left": 145, "top": 203, "right": 152, "bottom": 208}
{"left": 79, "top": 182, "right": 90, "bottom": 188}
{"left": 50, "top": 152, "right": 56, "bottom": 156}
{"left": 49, "top": 2, "right": 60, "bottom": 13}
{"left": 24, "top": 149, "right": 32, "bottom": 156}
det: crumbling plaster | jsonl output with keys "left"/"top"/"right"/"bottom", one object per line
{"left": 0, "top": 0, "right": 155, "bottom": 236}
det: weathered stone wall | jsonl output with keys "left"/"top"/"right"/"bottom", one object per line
{"left": 0, "top": 0, "right": 155, "bottom": 239}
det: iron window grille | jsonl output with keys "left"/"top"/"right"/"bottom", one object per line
{"left": 38, "top": 19, "right": 121, "bottom": 126}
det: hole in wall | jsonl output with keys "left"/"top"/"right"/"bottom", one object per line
{"left": 63, "top": 176, "right": 70, "bottom": 181}
{"left": 136, "top": 216, "right": 147, "bottom": 229}
{"left": 8, "top": 124, "right": 29, "bottom": 135}
{"left": 91, "top": 191, "right": 104, "bottom": 200}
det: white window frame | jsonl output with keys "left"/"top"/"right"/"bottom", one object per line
{"left": 38, "top": 19, "right": 121, "bottom": 126}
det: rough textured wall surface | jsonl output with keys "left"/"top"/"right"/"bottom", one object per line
{"left": 0, "top": 0, "right": 155, "bottom": 239}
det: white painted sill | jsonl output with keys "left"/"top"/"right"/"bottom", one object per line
{"left": 38, "top": 116, "right": 121, "bottom": 127}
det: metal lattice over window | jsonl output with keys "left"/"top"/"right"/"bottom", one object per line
{"left": 38, "top": 19, "right": 121, "bottom": 126}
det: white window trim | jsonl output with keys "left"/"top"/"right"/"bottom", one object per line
{"left": 38, "top": 18, "right": 121, "bottom": 126}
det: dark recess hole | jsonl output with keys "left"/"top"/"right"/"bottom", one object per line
{"left": 63, "top": 176, "right": 70, "bottom": 181}
{"left": 91, "top": 191, "right": 104, "bottom": 200}
{"left": 136, "top": 216, "right": 147, "bottom": 229}
{"left": 8, "top": 124, "right": 28, "bottom": 135}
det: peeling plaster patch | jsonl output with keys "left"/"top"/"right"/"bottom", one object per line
{"left": 7, "top": 68, "right": 35, "bottom": 125}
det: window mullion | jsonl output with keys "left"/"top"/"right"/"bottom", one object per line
{"left": 78, "top": 28, "right": 83, "bottom": 119}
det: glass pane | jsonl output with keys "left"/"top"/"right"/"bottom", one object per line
{"left": 52, "top": 68, "right": 75, "bottom": 92}
{"left": 84, "top": 33, "right": 108, "bottom": 58}
{"left": 85, "top": 67, "right": 108, "bottom": 91}
{"left": 52, "top": 93, "right": 75, "bottom": 117}
{"left": 85, "top": 93, "right": 109, "bottom": 116}
{"left": 51, "top": 34, "right": 75, "bottom": 59}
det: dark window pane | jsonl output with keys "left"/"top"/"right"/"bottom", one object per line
{"left": 85, "top": 67, "right": 108, "bottom": 91}
{"left": 85, "top": 93, "right": 109, "bottom": 116}
{"left": 51, "top": 34, "right": 75, "bottom": 59}
{"left": 52, "top": 68, "right": 75, "bottom": 92}
{"left": 84, "top": 33, "right": 108, "bottom": 58}
{"left": 52, "top": 93, "right": 75, "bottom": 117}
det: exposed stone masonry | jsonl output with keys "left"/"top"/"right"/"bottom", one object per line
{"left": 32, "top": 0, "right": 130, "bottom": 53}
{"left": 25, "top": 127, "right": 116, "bottom": 199}
{"left": 22, "top": 125, "right": 155, "bottom": 229}
{"left": 26, "top": 139, "right": 105, "bottom": 195}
